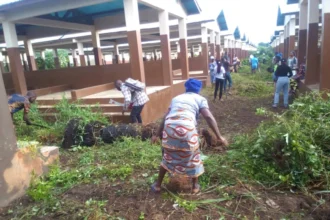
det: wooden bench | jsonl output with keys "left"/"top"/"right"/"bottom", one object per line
{"left": 71, "top": 82, "right": 115, "bottom": 101}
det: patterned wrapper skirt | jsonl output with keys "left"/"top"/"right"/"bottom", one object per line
{"left": 161, "top": 116, "right": 204, "bottom": 178}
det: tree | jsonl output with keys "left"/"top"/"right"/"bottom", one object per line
{"left": 36, "top": 49, "right": 69, "bottom": 70}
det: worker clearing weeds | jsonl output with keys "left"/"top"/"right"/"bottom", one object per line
{"left": 115, "top": 78, "right": 149, "bottom": 124}
{"left": 8, "top": 91, "right": 37, "bottom": 126}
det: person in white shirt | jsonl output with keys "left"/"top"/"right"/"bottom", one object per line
{"left": 213, "top": 60, "right": 226, "bottom": 101}
{"left": 208, "top": 56, "right": 217, "bottom": 87}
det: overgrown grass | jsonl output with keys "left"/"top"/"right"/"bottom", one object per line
{"left": 14, "top": 98, "right": 109, "bottom": 145}
{"left": 233, "top": 62, "right": 273, "bottom": 98}
{"left": 228, "top": 92, "right": 330, "bottom": 188}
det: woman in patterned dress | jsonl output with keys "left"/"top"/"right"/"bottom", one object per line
{"left": 151, "top": 79, "right": 228, "bottom": 194}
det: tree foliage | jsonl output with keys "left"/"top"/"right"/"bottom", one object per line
{"left": 36, "top": 49, "right": 69, "bottom": 70}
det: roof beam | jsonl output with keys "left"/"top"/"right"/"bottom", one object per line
{"left": 15, "top": 17, "right": 94, "bottom": 31}
{"left": 1, "top": 0, "right": 116, "bottom": 22}
{"left": 138, "top": 0, "right": 186, "bottom": 18}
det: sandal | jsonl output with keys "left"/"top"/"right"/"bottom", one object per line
{"left": 192, "top": 184, "right": 201, "bottom": 194}
{"left": 151, "top": 183, "right": 161, "bottom": 193}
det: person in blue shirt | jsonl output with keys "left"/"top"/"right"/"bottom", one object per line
{"left": 8, "top": 91, "right": 37, "bottom": 125}
{"left": 251, "top": 56, "right": 259, "bottom": 74}
{"left": 208, "top": 56, "right": 217, "bottom": 87}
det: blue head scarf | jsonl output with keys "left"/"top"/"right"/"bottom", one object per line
{"left": 185, "top": 78, "right": 202, "bottom": 94}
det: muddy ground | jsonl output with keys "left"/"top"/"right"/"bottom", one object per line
{"left": 1, "top": 89, "right": 330, "bottom": 220}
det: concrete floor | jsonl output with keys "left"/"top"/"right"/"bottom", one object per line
{"left": 37, "top": 86, "right": 172, "bottom": 101}
{"left": 37, "top": 90, "right": 72, "bottom": 101}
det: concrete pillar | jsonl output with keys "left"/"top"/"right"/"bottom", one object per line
{"left": 159, "top": 10, "right": 173, "bottom": 85}
{"left": 305, "top": 0, "right": 320, "bottom": 85}
{"left": 237, "top": 41, "right": 242, "bottom": 60}
{"left": 176, "top": 42, "right": 180, "bottom": 58}
{"left": 21, "top": 53, "right": 28, "bottom": 71}
{"left": 229, "top": 40, "right": 233, "bottom": 63}
{"left": 320, "top": 0, "right": 330, "bottom": 91}
{"left": 0, "top": 52, "right": 4, "bottom": 73}
{"left": 72, "top": 50, "right": 78, "bottom": 67}
{"left": 215, "top": 33, "right": 221, "bottom": 60}
{"left": 242, "top": 43, "right": 246, "bottom": 59}
{"left": 52, "top": 48, "right": 61, "bottom": 69}
{"left": 92, "top": 30, "right": 103, "bottom": 66}
{"left": 179, "top": 18, "right": 189, "bottom": 80}
{"left": 201, "top": 26, "right": 210, "bottom": 85}
{"left": 298, "top": 3, "right": 308, "bottom": 65}
{"left": 276, "top": 37, "right": 280, "bottom": 53}
{"left": 122, "top": 52, "right": 125, "bottom": 63}
{"left": 209, "top": 30, "right": 215, "bottom": 57}
{"left": 279, "top": 32, "right": 284, "bottom": 55}
{"left": 288, "top": 16, "right": 296, "bottom": 57}
{"left": 87, "top": 54, "right": 91, "bottom": 66}
{"left": 41, "top": 50, "right": 45, "bottom": 60}
{"left": 284, "top": 24, "right": 288, "bottom": 58}
{"left": 3, "top": 21, "right": 27, "bottom": 94}
{"left": 114, "top": 42, "right": 120, "bottom": 64}
{"left": 124, "top": 0, "right": 145, "bottom": 82}
{"left": 24, "top": 39, "right": 37, "bottom": 71}
{"left": 190, "top": 46, "right": 194, "bottom": 58}
{"left": 0, "top": 64, "right": 18, "bottom": 207}
{"left": 153, "top": 49, "right": 158, "bottom": 60}
{"left": 77, "top": 42, "right": 86, "bottom": 66}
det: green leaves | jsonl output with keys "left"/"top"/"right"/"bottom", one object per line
{"left": 231, "top": 92, "right": 330, "bottom": 188}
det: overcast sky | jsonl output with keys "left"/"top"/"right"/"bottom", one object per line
{"left": 197, "top": 0, "right": 291, "bottom": 44}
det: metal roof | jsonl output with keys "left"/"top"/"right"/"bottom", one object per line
{"left": 276, "top": 7, "right": 285, "bottom": 26}
{"left": 0, "top": 0, "right": 202, "bottom": 36}
{"left": 181, "top": 0, "right": 201, "bottom": 15}
{"left": 216, "top": 10, "right": 228, "bottom": 31}
{"left": 287, "top": 0, "right": 299, "bottom": 4}
{"left": 233, "top": 26, "right": 240, "bottom": 40}
{"left": 38, "top": 0, "right": 144, "bottom": 25}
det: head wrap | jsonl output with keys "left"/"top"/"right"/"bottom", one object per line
{"left": 185, "top": 78, "right": 202, "bottom": 94}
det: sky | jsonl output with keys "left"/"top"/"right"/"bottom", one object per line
{"left": 197, "top": 0, "right": 290, "bottom": 44}
{"left": 0, "top": 0, "right": 20, "bottom": 5}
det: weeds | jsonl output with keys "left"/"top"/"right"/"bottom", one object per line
{"left": 229, "top": 92, "right": 330, "bottom": 188}
{"left": 14, "top": 98, "right": 109, "bottom": 146}
{"left": 15, "top": 137, "right": 161, "bottom": 219}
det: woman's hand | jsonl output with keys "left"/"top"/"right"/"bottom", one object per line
{"left": 217, "top": 136, "right": 228, "bottom": 147}
{"left": 151, "top": 135, "right": 160, "bottom": 145}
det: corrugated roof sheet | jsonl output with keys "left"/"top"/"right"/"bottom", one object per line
{"left": 216, "top": 10, "right": 228, "bottom": 31}
{"left": 287, "top": 0, "right": 299, "bottom": 4}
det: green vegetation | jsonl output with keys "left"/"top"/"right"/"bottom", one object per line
{"left": 230, "top": 92, "right": 330, "bottom": 188}
{"left": 35, "top": 49, "right": 70, "bottom": 70}
{"left": 9, "top": 137, "right": 162, "bottom": 219}
{"left": 14, "top": 98, "right": 108, "bottom": 145}
{"left": 5, "top": 43, "right": 330, "bottom": 218}
{"left": 232, "top": 71, "right": 273, "bottom": 98}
